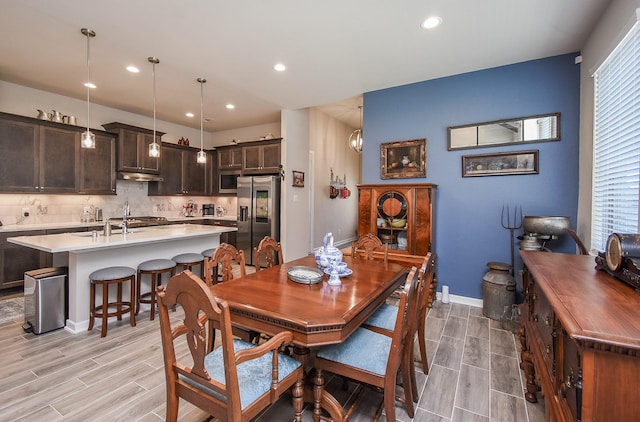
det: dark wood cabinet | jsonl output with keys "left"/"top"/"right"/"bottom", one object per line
{"left": 357, "top": 184, "right": 436, "bottom": 255}
{"left": 242, "top": 140, "right": 281, "bottom": 173}
{"left": 519, "top": 252, "right": 640, "bottom": 422}
{"left": 102, "top": 122, "right": 162, "bottom": 174}
{"left": 38, "top": 125, "right": 79, "bottom": 193}
{"left": 0, "top": 112, "right": 115, "bottom": 195}
{"left": 1, "top": 227, "right": 89, "bottom": 291}
{"left": 79, "top": 132, "right": 116, "bottom": 194}
{"left": 211, "top": 219, "right": 237, "bottom": 246}
{"left": 148, "top": 143, "right": 207, "bottom": 196}
{"left": 0, "top": 231, "right": 47, "bottom": 291}
{"left": 217, "top": 146, "right": 242, "bottom": 169}
{"left": 0, "top": 116, "right": 40, "bottom": 192}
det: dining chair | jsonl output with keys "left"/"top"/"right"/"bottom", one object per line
{"left": 253, "top": 235, "right": 283, "bottom": 272}
{"left": 351, "top": 233, "right": 388, "bottom": 262}
{"left": 203, "top": 243, "right": 256, "bottom": 347}
{"left": 204, "top": 243, "right": 246, "bottom": 285}
{"left": 157, "top": 271, "right": 304, "bottom": 422}
{"left": 362, "top": 253, "right": 436, "bottom": 403}
{"left": 313, "top": 266, "right": 421, "bottom": 421}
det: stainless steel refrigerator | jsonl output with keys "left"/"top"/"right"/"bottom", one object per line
{"left": 237, "top": 175, "right": 281, "bottom": 266}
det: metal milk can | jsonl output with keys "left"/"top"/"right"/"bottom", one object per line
{"left": 482, "top": 261, "right": 516, "bottom": 320}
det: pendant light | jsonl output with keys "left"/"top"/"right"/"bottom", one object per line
{"left": 148, "top": 57, "right": 160, "bottom": 158}
{"left": 196, "top": 77, "right": 207, "bottom": 164}
{"left": 80, "top": 28, "right": 96, "bottom": 149}
{"left": 349, "top": 105, "right": 363, "bottom": 153}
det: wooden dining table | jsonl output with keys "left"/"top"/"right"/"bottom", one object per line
{"left": 209, "top": 254, "right": 409, "bottom": 421}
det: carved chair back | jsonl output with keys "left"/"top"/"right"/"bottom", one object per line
{"left": 253, "top": 236, "right": 284, "bottom": 272}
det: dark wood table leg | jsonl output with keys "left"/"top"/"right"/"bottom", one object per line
{"left": 293, "top": 346, "right": 345, "bottom": 421}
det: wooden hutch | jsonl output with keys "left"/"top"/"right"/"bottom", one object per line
{"left": 357, "top": 184, "right": 436, "bottom": 256}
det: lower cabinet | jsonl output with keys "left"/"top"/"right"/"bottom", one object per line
{"left": 519, "top": 251, "right": 640, "bottom": 421}
{"left": 211, "top": 220, "right": 237, "bottom": 247}
{"left": 0, "top": 231, "right": 47, "bottom": 290}
{"left": 0, "top": 228, "right": 88, "bottom": 291}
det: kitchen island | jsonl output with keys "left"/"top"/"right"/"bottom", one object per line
{"left": 8, "top": 224, "right": 234, "bottom": 333}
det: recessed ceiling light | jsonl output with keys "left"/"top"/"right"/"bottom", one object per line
{"left": 273, "top": 63, "right": 286, "bottom": 72}
{"left": 126, "top": 65, "right": 140, "bottom": 73}
{"left": 226, "top": 104, "right": 235, "bottom": 110}
{"left": 84, "top": 82, "right": 96, "bottom": 89}
{"left": 185, "top": 112, "right": 194, "bottom": 118}
{"left": 421, "top": 16, "right": 442, "bottom": 29}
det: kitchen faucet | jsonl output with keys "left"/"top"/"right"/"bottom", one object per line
{"left": 122, "top": 201, "right": 130, "bottom": 233}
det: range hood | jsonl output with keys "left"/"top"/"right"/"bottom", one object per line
{"left": 118, "top": 172, "right": 164, "bottom": 182}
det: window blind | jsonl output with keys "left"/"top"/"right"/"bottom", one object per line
{"left": 591, "top": 19, "right": 640, "bottom": 252}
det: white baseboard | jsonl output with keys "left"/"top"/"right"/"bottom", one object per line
{"left": 436, "top": 292, "right": 483, "bottom": 308}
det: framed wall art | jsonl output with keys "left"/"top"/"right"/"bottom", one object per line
{"left": 292, "top": 170, "right": 305, "bottom": 187}
{"left": 462, "top": 150, "right": 539, "bottom": 177}
{"left": 380, "top": 138, "right": 426, "bottom": 179}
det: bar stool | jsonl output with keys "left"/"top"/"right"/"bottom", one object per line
{"left": 89, "top": 266, "right": 136, "bottom": 338}
{"left": 136, "top": 259, "right": 176, "bottom": 320}
{"left": 201, "top": 248, "right": 216, "bottom": 259}
{"left": 172, "top": 252, "right": 205, "bottom": 278}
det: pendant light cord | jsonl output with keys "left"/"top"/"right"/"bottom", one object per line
{"left": 152, "top": 62, "right": 156, "bottom": 141}
{"left": 85, "top": 31, "right": 91, "bottom": 133}
{"left": 198, "top": 78, "right": 206, "bottom": 153}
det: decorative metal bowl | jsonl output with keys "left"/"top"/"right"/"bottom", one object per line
{"left": 287, "top": 266, "right": 324, "bottom": 285}
{"left": 523, "top": 216, "right": 571, "bottom": 236}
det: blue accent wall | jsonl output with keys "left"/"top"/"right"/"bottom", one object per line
{"left": 362, "top": 53, "right": 580, "bottom": 299}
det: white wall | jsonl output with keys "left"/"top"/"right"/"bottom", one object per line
{"left": 280, "top": 109, "right": 311, "bottom": 262}
{"left": 309, "top": 108, "right": 361, "bottom": 249}
{"left": 577, "top": 0, "right": 640, "bottom": 249}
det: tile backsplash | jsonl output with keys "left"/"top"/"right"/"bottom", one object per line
{"left": 0, "top": 180, "right": 236, "bottom": 226}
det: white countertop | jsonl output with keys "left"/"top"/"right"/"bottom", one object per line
{"left": 7, "top": 223, "right": 236, "bottom": 253}
{"left": 0, "top": 215, "right": 237, "bottom": 233}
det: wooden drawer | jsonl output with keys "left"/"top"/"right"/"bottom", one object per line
{"left": 559, "top": 328, "right": 580, "bottom": 421}
{"left": 531, "top": 281, "right": 555, "bottom": 379}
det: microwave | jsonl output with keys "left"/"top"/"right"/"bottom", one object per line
{"left": 218, "top": 170, "right": 240, "bottom": 194}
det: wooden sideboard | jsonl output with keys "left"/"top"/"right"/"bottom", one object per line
{"left": 519, "top": 251, "right": 640, "bottom": 422}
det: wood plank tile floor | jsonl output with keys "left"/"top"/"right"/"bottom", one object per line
{"left": 0, "top": 296, "right": 546, "bottom": 421}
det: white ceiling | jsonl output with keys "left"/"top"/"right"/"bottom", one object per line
{"left": 0, "top": 1, "right": 609, "bottom": 133}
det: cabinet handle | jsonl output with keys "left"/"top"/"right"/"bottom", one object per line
{"left": 544, "top": 315, "right": 551, "bottom": 326}
{"left": 533, "top": 314, "right": 539, "bottom": 322}
{"left": 532, "top": 293, "right": 537, "bottom": 301}
{"left": 565, "top": 368, "right": 575, "bottom": 389}
{"left": 545, "top": 344, "right": 551, "bottom": 354}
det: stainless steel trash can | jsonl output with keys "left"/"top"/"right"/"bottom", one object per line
{"left": 23, "top": 267, "right": 68, "bottom": 334}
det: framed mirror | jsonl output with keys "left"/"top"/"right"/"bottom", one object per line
{"left": 448, "top": 112, "right": 560, "bottom": 150}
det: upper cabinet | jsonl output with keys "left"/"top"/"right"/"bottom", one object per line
{"left": 80, "top": 132, "right": 116, "bottom": 194}
{"left": 38, "top": 125, "right": 79, "bottom": 193}
{"left": 102, "top": 122, "right": 162, "bottom": 174}
{"left": 0, "top": 115, "right": 40, "bottom": 192}
{"left": 0, "top": 112, "right": 115, "bottom": 195}
{"left": 217, "top": 146, "right": 242, "bottom": 169}
{"left": 242, "top": 140, "right": 281, "bottom": 174}
{"left": 148, "top": 143, "right": 207, "bottom": 196}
